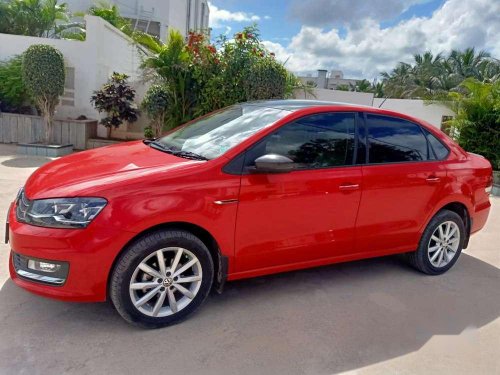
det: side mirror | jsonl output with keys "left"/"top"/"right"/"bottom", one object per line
{"left": 253, "top": 154, "right": 295, "bottom": 173}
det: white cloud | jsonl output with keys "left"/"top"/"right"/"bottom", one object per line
{"left": 289, "top": 0, "right": 432, "bottom": 27}
{"left": 264, "top": 0, "right": 500, "bottom": 79}
{"left": 208, "top": 2, "right": 261, "bottom": 28}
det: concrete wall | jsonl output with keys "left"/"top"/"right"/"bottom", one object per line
{"left": 295, "top": 88, "right": 375, "bottom": 106}
{"left": 294, "top": 89, "right": 454, "bottom": 129}
{"left": 372, "top": 98, "right": 454, "bottom": 129}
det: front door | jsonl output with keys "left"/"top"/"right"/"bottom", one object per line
{"left": 233, "top": 112, "right": 363, "bottom": 274}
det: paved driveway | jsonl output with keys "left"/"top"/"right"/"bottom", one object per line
{"left": 0, "top": 144, "right": 499, "bottom": 375}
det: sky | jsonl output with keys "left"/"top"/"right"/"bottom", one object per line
{"left": 207, "top": 0, "right": 500, "bottom": 80}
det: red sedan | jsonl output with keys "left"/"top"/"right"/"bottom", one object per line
{"left": 6, "top": 100, "right": 493, "bottom": 328}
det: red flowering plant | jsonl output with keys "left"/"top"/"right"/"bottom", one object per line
{"left": 141, "top": 25, "right": 300, "bottom": 129}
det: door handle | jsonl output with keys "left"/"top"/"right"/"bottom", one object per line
{"left": 426, "top": 176, "right": 441, "bottom": 183}
{"left": 213, "top": 199, "right": 239, "bottom": 205}
{"left": 339, "top": 183, "right": 360, "bottom": 191}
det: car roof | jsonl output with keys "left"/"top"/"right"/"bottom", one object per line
{"left": 245, "top": 99, "right": 371, "bottom": 111}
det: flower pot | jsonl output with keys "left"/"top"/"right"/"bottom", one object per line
{"left": 17, "top": 143, "right": 73, "bottom": 157}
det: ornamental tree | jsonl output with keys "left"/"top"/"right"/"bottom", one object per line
{"left": 22, "top": 44, "right": 65, "bottom": 143}
{"left": 141, "top": 84, "right": 170, "bottom": 138}
{"left": 91, "top": 72, "right": 139, "bottom": 138}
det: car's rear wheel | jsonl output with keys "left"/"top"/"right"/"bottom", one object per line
{"left": 408, "top": 209, "right": 465, "bottom": 275}
{"left": 110, "top": 230, "right": 214, "bottom": 328}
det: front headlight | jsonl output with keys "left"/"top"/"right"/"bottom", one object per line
{"left": 16, "top": 191, "right": 107, "bottom": 229}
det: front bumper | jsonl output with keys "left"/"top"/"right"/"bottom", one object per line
{"left": 7, "top": 202, "right": 137, "bottom": 302}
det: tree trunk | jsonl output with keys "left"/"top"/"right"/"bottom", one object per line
{"left": 42, "top": 101, "right": 53, "bottom": 145}
{"left": 107, "top": 126, "right": 112, "bottom": 139}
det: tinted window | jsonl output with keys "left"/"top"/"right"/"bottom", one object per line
{"left": 423, "top": 128, "right": 450, "bottom": 160}
{"left": 366, "top": 115, "right": 429, "bottom": 163}
{"left": 245, "top": 112, "right": 356, "bottom": 169}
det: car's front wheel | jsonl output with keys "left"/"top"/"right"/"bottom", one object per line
{"left": 408, "top": 209, "right": 465, "bottom": 275}
{"left": 110, "top": 230, "right": 214, "bottom": 328}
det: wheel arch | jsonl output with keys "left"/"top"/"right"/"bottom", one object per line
{"left": 107, "top": 221, "right": 228, "bottom": 300}
{"left": 425, "top": 201, "right": 471, "bottom": 249}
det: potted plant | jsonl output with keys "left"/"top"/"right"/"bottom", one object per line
{"left": 18, "top": 44, "right": 72, "bottom": 156}
{"left": 91, "top": 72, "right": 139, "bottom": 139}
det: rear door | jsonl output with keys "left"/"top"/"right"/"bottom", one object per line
{"left": 354, "top": 113, "right": 448, "bottom": 255}
{"left": 234, "top": 112, "right": 363, "bottom": 273}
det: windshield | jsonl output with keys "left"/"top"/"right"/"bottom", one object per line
{"left": 156, "top": 105, "right": 289, "bottom": 160}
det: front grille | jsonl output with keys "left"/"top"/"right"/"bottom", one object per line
{"left": 16, "top": 190, "right": 31, "bottom": 223}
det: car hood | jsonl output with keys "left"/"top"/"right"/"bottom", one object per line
{"left": 24, "top": 141, "right": 203, "bottom": 199}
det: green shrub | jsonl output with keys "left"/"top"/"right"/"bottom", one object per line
{"left": 143, "top": 126, "right": 154, "bottom": 139}
{"left": 447, "top": 79, "right": 500, "bottom": 170}
{"left": 22, "top": 44, "right": 65, "bottom": 143}
{"left": 91, "top": 72, "right": 139, "bottom": 138}
{"left": 141, "top": 26, "right": 303, "bottom": 129}
{"left": 141, "top": 84, "right": 170, "bottom": 137}
{"left": 244, "top": 58, "right": 288, "bottom": 101}
{"left": 0, "top": 55, "right": 32, "bottom": 112}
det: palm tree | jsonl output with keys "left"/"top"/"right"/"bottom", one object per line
{"left": 354, "top": 79, "right": 372, "bottom": 92}
{"left": 447, "top": 48, "right": 491, "bottom": 81}
{"left": 381, "top": 48, "right": 500, "bottom": 99}
{"left": 141, "top": 30, "right": 195, "bottom": 128}
{"left": 87, "top": 1, "right": 132, "bottom": 35}
{"left": 380, "top": 62, "right": 414, "bottom": 98}
{"left": 336, "top": 84, "right": 350, "bottom": 91}
{"left": 1, "top": 0, "right": 71, "bottom": 37}
{"left": 371, "top": 81, "right": 385, "bottom": 98}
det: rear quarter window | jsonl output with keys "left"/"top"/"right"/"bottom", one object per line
{"left": 423, "top": 128, "right": 450, "bottom": 160}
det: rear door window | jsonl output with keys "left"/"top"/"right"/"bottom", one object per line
{"left": 366, "top": 114, "right": 430, "bottom": 164}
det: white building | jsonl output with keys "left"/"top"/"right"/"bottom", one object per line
{"left": 65, "top": 0, "right": 210, "bottom": 40}
{"left": 299, "top": 69, "right": 360, "bottom": 90}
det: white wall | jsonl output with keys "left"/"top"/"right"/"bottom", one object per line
{"left": 0, "top": 16, "right": 148, "bottom": 137}
{"left": 373, "top": 98, "right": 454, "bottom": 129}
{"left": 167, "top": 0, "right": 189, "bottom": 37}
{"left": 295, "top": 88, "right": 374, "bottom": 106}
{"left": 295, "top": 89, "right": 454, "bottom": 129}
{"left": 187, "top": 0, "right": 209, "bottom": 32}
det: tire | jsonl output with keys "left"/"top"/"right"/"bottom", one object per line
{"left": 110, "top": 229, "right": 214, "bottom": 328}
{"left": 407, "top": 209, "right": 465, "bottom": 275}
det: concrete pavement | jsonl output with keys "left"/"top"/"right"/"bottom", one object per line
{"left": 0, "top": 144, "right": 498, "bottom": 375}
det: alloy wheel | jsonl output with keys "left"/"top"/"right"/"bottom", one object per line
{"left": 129, "top": 247, "right": 203, "bottom": 317}
{"left": 427, "top": 221, "right": 460, "bottom": 268}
